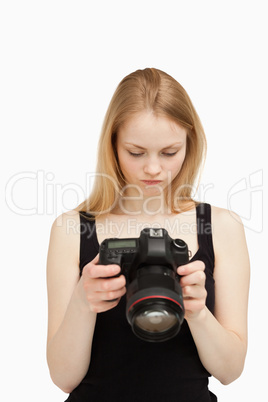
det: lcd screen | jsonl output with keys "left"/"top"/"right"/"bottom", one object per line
{"left": 108, "top": 239, "right": 137, "bottom": 249}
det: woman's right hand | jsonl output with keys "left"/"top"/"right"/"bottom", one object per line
{"left": 79, "top": 254, "right": 126, "bottom": 313}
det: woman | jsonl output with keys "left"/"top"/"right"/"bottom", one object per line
{"left": 46, "top": 68, "right": 250, "bottom": 401}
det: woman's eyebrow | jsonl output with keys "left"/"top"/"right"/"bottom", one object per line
{"left": 124, "top": 143, "right": 146, "bottom": 149}
{"left": 124, "top": 142, "right": 183, "bottom": 150}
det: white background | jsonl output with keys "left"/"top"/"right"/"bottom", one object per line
{"left": 1, "top": 1, "right": 267, "bottom": 400}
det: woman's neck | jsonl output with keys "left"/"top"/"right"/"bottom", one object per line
{"left": 111, "top": 197, "right": 196, "bottom": 217}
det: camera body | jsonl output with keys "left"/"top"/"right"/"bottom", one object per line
{"left": 99, "top": 227, "right": 189, "bottom": 282}
{"left": 99, "top": 228, "right": 189, "bottom": 342}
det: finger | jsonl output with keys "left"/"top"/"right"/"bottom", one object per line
{"left": 90, "top": 254, "right": 99, "bottom": 265}
{"left": 183, "top": 298, "right": 206, "bottom": 313}
{"left": 177, "top": 260, "right": 205, "bottom": 276}
{"left": 83, "top": 263, "right": 121, "bottom": 279}
{"left": 99, "top": 286, "right": 127, "bottom": 302}
{"left": 180, "top": 270, "right": 206, "bottom": 287}
{"left": 85, "top": 277, "right": 126, "bottom": 301}
{"left": 182, "top": 284, "right": 207, "bottom": 300}
{"left": 96, "top": 275, "right": 126, "bottom": 292}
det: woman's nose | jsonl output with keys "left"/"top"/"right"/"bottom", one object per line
{"left": 143, "top": 158, "right": 162, "bottom": 176}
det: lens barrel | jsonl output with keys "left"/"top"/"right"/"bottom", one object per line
{"left": 126, "top": 266, "right": 184, "bottom": 342}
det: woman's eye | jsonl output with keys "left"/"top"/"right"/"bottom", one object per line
{"left": 162, "top": 151, "right": 178, "bottom": 157}
{"left": 128, "top": 150, "right": 178, "bottom": 157}
{"left": 128, "top": 151, "right": 144, "bottom": 157}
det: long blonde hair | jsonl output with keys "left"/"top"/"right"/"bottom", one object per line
{"left": 77, "top": 68, "right": 206, "bottom": 216}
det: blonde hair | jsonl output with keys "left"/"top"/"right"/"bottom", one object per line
{"left": 77, "top": 68, "right": 206, "bottom": 216}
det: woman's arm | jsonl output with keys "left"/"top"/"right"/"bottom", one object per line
{"left": 46, "top": 211, "right": 126, "bottom": 393}
{"left": 177, "top": 206, "right": 250, "bottom": 385}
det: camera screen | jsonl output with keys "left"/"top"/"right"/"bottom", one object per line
{"left": 108, "top": 239, "right": 136, "bottom": 249}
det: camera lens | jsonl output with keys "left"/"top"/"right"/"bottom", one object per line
{"left": 126, "top": 266, "right": 185, "bottom": 342}
{"left": 129, "top": 299, "right": 184, "bottom": 342}
{"left": 134, "top": 308, "right": 178, "bottom": 332}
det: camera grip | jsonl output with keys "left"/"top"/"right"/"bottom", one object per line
{"left": 98, "top": 256, "right": 123, "bottom": 302}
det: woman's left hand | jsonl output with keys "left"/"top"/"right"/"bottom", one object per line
{"left": 177, "top": 260, "right": 207, "bottom": 321}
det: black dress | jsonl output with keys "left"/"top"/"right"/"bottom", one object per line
{"left": 65, "top": 203, "right": 217, "bottom": 401}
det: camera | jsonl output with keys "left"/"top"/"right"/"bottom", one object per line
{"left": 99, "top": 228, "right": 189, "bottom": 342}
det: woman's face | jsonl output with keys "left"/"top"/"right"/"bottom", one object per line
{"left": 116, "top": 111, "right": 187, "bottom": 198}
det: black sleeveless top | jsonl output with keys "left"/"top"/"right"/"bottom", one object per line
{"left": 65, "top": 203, "right": 217, "bottom": 402}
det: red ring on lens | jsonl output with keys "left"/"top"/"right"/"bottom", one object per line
{"left": 128, "top": 295, "right": 183, "bottom": 312}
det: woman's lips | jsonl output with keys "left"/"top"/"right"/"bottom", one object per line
{"left": 141, "top": 180, "right": 163, "bottom": 186}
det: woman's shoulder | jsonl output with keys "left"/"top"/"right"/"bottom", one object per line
{"left": 47, "top": 210, "right": 81, "bottom": 278}
{"left": 210, "top": 204, "right": 246, "bottom": 254}
{"left": 210, "top": 204, "right": 243, "bottom": 229}
{"left": 50, "top": 209, "right": 81, "bottom": 243}
{"left": 52, "top": 208, "right": 81, "bottom": 224}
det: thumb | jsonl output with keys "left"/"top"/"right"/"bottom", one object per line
{"left": 83, "top": 253, "right": 99, "bottom": 275}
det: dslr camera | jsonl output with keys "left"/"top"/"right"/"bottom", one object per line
{"left": 99, "top": 228, "right": 189, "bottom": 342}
